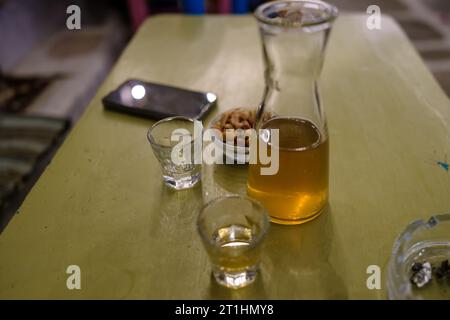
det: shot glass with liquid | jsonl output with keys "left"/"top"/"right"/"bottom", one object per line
{"left": 197, "top": 195, "right": 270, "bottom": 289}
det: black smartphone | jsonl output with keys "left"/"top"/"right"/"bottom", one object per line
{"left": 102, "top": 79, "right": 217, "bottom": 120}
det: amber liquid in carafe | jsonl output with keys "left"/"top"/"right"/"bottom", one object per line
{"left": 247, "top": 117, "right": 328, "bottom": 225}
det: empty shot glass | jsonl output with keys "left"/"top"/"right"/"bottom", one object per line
{"left": 197, "top": 195, "right": 270, "bottom": 289}
{"left": 147, "top": 116, "right": 201, "bottom": 190}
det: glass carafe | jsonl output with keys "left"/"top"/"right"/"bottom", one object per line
{"left": 248, "top": 0, "right": 338, "bottom": 225}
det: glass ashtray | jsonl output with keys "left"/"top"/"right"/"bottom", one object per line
{"left": 387, "top": 214, "right": 450, "bottom": 300}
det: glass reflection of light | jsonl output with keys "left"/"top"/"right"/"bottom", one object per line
{"left": 131, "top": 85, "right": 146, "bottom": 100}
{"left": 206, "top": 93, "right": 217, "bottom": 103}
{"left": 304, "top": 3, "right": 320, "bottom": 10}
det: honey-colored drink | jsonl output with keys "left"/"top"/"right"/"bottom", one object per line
{"left": 248, "top": 117, "right": 329, "bottom": 225}
{"left": 209, "top": 225, "right": 259, "bottom": 272}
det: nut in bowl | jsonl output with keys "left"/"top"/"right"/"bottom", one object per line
{"left": 209, "top": 108, "right": 256, "bottom": 164}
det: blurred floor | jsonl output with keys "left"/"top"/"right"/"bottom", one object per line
{"left": 0, "top": 0, "right": 130, "bottom": 232}
{"left": 1, "top": 0, "right": 129, "bottom": 122}
{"left": 11, "top": 16, "right": 128, "bottom": 122}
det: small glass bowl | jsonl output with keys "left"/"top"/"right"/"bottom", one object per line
{"left": 387, "top": 214, "right": 450, "bottom": 300}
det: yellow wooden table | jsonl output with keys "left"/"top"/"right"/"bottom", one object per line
{"left": 1, "top": 15, "right": 449, "bottom": 299}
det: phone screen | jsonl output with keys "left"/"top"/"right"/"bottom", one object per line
{"left": 103, "top": 80, "right": 217, "bottom": 120}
